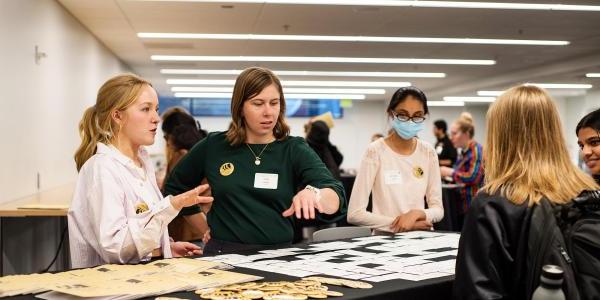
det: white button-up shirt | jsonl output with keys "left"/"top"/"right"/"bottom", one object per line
{"left": 68, "top": 143, "right": 179, "bottom": 268}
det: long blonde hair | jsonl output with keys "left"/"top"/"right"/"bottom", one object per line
{"left": 74, "top": 73, "right": 152, "bottom": 171}
{"left": 483, "top": 85, "right": 597, "bottom": 205}
{"left": 226, "top": 67, "right": 290, "bottom": 146}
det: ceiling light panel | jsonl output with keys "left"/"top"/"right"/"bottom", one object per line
{"left": 443, "top": 96, "right": 496, "bottom": 102}
{"left": 140, "top": 33, "right": 568, "bottom": 46}
{"left": 427, "top": 101, "right": 465, "bottom": 106}
{"left": 133, "top": 1, "right": 600, "bottom": 12}
{"left": 167, "top": 79, "right": 411, "bottom": 87}
{"left": 161, "top": 69, "right": 446, "bottom": 78}
{"left": 171, "top": 86, "right": 386, "bottom": 94}
{"left": 174, "top": 92, "right": 366, "bottom": 99}
{"left": 152, "top": 55, "right": 495, "bottom": 65}
{"left": 525, "top": 83, "right": 593, "bottom": 89}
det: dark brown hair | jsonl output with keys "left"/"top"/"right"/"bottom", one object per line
{"left": 226, "top": 67, "right": 290, "bottom": 146}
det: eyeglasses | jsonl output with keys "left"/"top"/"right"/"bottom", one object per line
{"left": 392, "top": 112, "right": 426, "bottom": 123}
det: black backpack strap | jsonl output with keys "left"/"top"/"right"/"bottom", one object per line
{"left": 572, "top": 190, "right": 600, "bottom": 212}
{"left": 525, "top": 198, "right": 558, "bottom": 297}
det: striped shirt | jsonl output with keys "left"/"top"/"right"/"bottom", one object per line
{"left": 453, "top": 140, "right": 484, "bottom": 212}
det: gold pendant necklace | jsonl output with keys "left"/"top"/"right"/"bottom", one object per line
{"left": 246, "top": 142, "right": 271, "bottom": 166}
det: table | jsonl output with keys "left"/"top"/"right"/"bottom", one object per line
{"left": 161, "top": 267, "right": 453, "bottom": 299}
{"left": 0, "top": 183, "right": 73, "bottom": 275}
{"left": 12, "top": 232, "right": 456, "bottom": 299}
{"left": 12, "top": 262, "right": 453, "bottom": 300}
{"left": 162, "top": 232, "right": 456, "bottom": 299}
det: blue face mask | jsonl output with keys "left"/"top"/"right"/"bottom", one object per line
{"left": 392, "top": 119, "right": 424, "bottom": 140}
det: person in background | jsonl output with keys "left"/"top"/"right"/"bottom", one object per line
{"left": 69, "top": 73, "right": 213, "bottom": 268}
{"left": 576, "top": 108, "right": 600, "bottom": 184}
{"left": 433, "top": 119, "right": 458, "bottom": 167}
{"left": 156, "top": 107, "right": 207, "bottom": 188}
{"left": 159, "top": 107, "right": 210, "bottom": 242}
{"left": 347, "top": 86, "right": 443, "bottom": 233}
{"left": 164, "top": 67, "right": 346, "bottom": 254}
{"left": 454, "top": 85, "right": 597, "bottom": 299}
{"left": 165, "top": 121, "right": 210, "bottom": 242}
{"left": 160, "top": 107, "right": 208, "bottom": 180}
{"left": 306, "top": 120, "right": 344, "bottom": 180}
{"left": 440, "top": 112, "right": 484, "bottom": 228}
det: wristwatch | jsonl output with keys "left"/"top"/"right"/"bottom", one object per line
{"left": 305, "top": 185, "right": 321, "bottom": 203}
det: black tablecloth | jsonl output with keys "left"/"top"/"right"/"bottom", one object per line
{"left": 434, "top": 186, "right": 462, "bottom": 232}
{"left": 159, "top": 267, "right": 453, "bottom": 299}
{"left": 153, "top": 235, "right": 454, "bottom": 300}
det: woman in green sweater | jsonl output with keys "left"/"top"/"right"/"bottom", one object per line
{"left": 164, "top": 67, "right": 346, "bottom": 254}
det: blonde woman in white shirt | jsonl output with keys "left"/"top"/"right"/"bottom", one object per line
{"left": 69, "top": 74, "right": 213, "bottom": 268}
{"left": 348, "top": 86, "right": 443, "bottom": 233}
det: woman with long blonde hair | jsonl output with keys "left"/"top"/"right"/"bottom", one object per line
{"left": 69, "top": 73, "right": 213, "bottom": 268}
{"left": 453, "top": 85, "right": 597, "bottom": 299}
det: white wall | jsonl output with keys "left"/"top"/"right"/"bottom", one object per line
{"left": 0, "top": 0, "right": 128, "bottom": 203}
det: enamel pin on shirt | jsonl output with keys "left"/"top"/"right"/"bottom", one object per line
{"left": 413, "top": 166, "right": 424, "bottom": 178}
{"left": 135, "top": 202, "right": 149, "bottom": 214}
{"left": 220, "top": 162, "right": 235, "bottom": 176}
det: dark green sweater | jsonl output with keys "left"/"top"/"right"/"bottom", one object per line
{"left": 163, "top": 131, "right": 347, "bottom": 245}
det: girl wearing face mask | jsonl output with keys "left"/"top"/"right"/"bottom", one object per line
{"left": 347, "top": 87, "right": 443, "bottom": 233}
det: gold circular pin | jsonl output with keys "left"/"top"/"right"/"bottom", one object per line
{"left": 135, "top": 202, "right": 149, "bottom": 214}
{"left": 413, "top": 166, "right": 424, "bottom": 178}
{"left": 220, "top": 162, "right": 235, "bottom": 176}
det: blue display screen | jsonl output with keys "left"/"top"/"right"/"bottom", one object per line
{"left": 158, "top": 97, "right": 343, "bottom": 118}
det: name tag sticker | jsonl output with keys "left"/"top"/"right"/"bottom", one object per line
{"left": 254, "top": 173, "right": 278, "bottom": 189}
{"left": 384, "top": 170, "right": 403, "bottom": 185}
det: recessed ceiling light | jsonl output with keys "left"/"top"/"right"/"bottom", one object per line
{"left": 282, "top": 80, "right": 410, "bottom": 87}
{"left": 132, "top": 1, "right": 600, "bottom": 12}
{"left": 586, "top": 73, "right": 600, "bottom": 78}
{"left": 167, "top": 79, "right": 236, "bottom": 85}
{"left": 427, "top": 101, "right": 465, "bottom": 106}
{"left": 160, "top": 69, "right": 446, "bottom": 78}
{"left": 477, "top": 90, "right": 504, "bottom": 96}
{"left": 166, "top": 79, "right": 411, "bottom": 87}
{"left": 444, "top": 96, "right": 496, "bottom": 102}
{"left": 174, "top": 92, "right": 366, "bottom": 100}
{"left": 152, "top": 55, "right": 495, "bottom": 65}
{"left": 171, "top": 86, "right": 386, "bottom": 94}
{"left": 479, "top": 89, "right": 589, "bottom": 97}
{"left": 139, "top": 33, "right": 569, "bottom": 46}
{"left": 525, "top": 83, "right": 593, "bottom": 89}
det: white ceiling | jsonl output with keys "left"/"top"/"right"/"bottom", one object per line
{"left": 57, "top": 0, "right": 600, "bottom": 103}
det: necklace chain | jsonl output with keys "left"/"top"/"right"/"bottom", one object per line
{"left": 246, "top": 142, "right": 271, "bottom": 165}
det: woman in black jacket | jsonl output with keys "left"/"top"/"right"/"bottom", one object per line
{"left": 453, "top": 85, "right": 598, "bottom": 299}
